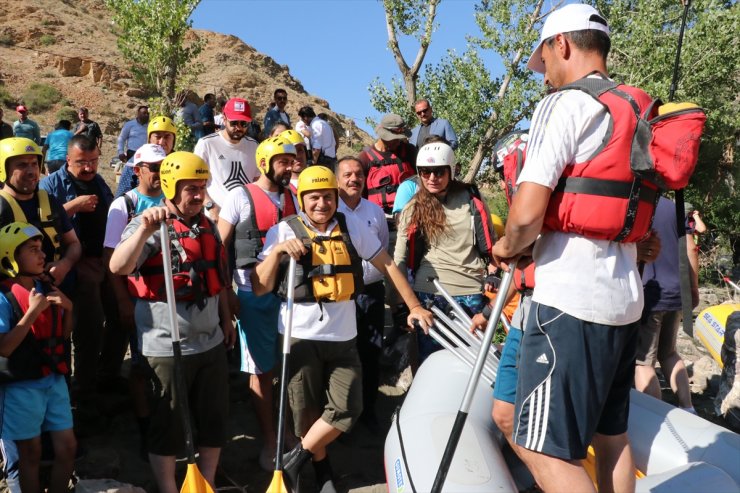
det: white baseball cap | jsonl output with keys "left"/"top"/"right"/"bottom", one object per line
{"left": 527, "top": 3, "right": 610, "bottom": 74}
{"left": 129, "top": 143, "right": 167, "bottom": 167}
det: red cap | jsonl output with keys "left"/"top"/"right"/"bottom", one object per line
{"left": 16, "top": 105, "right": 28, "bottom": 113}
{"left": 223, "top": 98, "right": 252, "bottom": 122}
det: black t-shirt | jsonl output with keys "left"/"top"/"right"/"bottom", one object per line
{"left": 69, "top": 177, "right": 108, "bottom": 257}
{"left": 74, "top": 120, "right": 102, "bottom": 143}
{"left": 0, "top": 192, "right": 74, "bottom": 262}
{"left": 0, "top": 122, "right": 13, "bottom": 140}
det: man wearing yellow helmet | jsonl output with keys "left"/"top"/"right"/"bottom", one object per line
{"left": 0, "top": 137, "right": 81, "bottom": 287}
{"left": 252, "top": 166, "right": 433, "bottom": 492}
{"left": 110, "top": 151, "right": 235, "bottom": 492}
{"left": 279, "top": 128, "right": 308, "bottom": 204}
{"left": 217, "top": 135, "right": 297, "bottom": 470}
{"left": 115, "top": 115, "right": 177, "bottom": 198}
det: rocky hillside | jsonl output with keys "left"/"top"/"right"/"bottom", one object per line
{"left": 0, "top": 0, "right": 372, "bottom": 162}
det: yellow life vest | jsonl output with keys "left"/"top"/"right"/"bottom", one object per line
{"left": 0, "top": 189, "right": 62, "bottom": 261}
{"left": 278, "top": 213, "right": 364, "bottom": 303}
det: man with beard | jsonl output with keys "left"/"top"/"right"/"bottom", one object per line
{"left": 103, "top": 144, "right": 167, "bottom": 455}
{"left": 40, "top": 135, "right": 115, "bottom": 407}
{"left": 117, "top": 106, "right": 150, "bottom": 163}
{"left": 195, "top": 98, "right": 259, "bottom": 221}
{"left": 217, "top": 136, "right": 297, "bottom": 470}
{"left": 278, "top": 129, "right": 308, "bottom": 208}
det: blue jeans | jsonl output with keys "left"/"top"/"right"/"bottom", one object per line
{"left": 415, "top": 291, "right": 486, "bottom": 364}
{"left": 0, "top": 439, "right": 20, "bottom": 493}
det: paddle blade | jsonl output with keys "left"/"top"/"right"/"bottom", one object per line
{"left": 180, "top": 463, "right": 215, "bottom": 493}
{"left": 266, "top": 470, "right": 289, "bottom": 493}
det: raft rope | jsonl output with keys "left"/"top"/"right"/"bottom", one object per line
{"left": 394, "top": 405, "right": 418, "bottom": 493}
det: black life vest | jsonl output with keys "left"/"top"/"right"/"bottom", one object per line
{"left": 276, "top": 213, "right": 364, "bottom": 303}
{"left": 233, "top": 184, "right": 296, "bottom": 269}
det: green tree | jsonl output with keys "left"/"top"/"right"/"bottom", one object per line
{"left": 381, "top": 0, "right": 441, "bottom": 107}
{"left": 105, "top": 0, "right": 204, "bottom": 107}
{"left": 597, "top": 0, "right": 739, "bottom": 259}
{"left": 370, "top": 0, "right": 546, "bottom": 178}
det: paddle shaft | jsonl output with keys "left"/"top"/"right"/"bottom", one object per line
{"left": 160, "top": 221, "right": 198, "bottom": 464}
{"left": 274, "top": 257, "right": 297, "bottom": 471}
{"left": 431, "top": 264, "right": 515, "bottom": 493}
{"left": 671, "top": 0, "right": 694, "bottom": 337}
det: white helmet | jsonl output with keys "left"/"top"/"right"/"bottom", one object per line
{"left": 416, "top": 142, "right": 456, "bottom": 179}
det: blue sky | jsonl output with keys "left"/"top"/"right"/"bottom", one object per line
{"left": 192, "top": 0, "right": 486, "bottom": 134}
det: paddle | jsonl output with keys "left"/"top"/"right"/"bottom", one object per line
{"left": 430, "top": 263, "right": 515, "bottom": 493}
{"left": 267, "top": 256, "right": 298, "bottom": 493}
{"left": 671, "top": 0, "right": 695, "bottom": 338}
{"left": 159, "top": 221, "right": 215, "bottom": 493}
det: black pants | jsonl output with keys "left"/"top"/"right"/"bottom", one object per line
{"left": 355, "top": 281, "right": 385, "bottom": 416}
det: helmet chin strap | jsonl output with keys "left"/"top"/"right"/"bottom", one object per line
{"left": 3, "top": 181, "right": 35, "bottom": 195}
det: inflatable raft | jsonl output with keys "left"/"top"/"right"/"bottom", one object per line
{"left": 695, "top": 303, "right": 740, "bottom": 367}
{"left": 385, "top": 284, "right": 740, "bottom": 493}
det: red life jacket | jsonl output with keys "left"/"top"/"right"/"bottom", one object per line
{"left": 233, "top": 183, "right": 296, "bottom": 268}
{"left": 0, "top": 281, "right": 68, "bottom": 377}
{"left": 362, "top": 145, "right": 416, "bottom": 215}
{"left": 541, "top": 77, "right": 659, "bottom": 243}
{"left": 128, "top": 214, "right": 227, "bottom": 308}
{"left": 405, "top": 184, "right": 495, "bottom": 272}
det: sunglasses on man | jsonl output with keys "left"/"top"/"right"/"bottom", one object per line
{"left": 416, "top": 107, "right": 430, "bottom": 116}
{"left": 228, "top": 120, "right": 250, "bottom": 128}
{"left": 140, "top": 163, "right": 161, "bottom": 172}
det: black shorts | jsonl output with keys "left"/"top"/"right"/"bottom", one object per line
{"left": 513, "top": 302, "right": 638, "bottom": 460}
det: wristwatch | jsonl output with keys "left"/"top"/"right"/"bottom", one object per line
{"left": 204, "top": 201, "right": 215, "bottom": 211}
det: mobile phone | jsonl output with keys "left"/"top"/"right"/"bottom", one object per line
{"left": 34, "top": 279, "right": 50, "bottom": 295}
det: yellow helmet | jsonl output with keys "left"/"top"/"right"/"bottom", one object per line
{"left": 0, "top": 137, "right": 42, "bottom": 183}
{"left": 0, "top": 222, "right": 43, "bottom": 278}
{"left": 147, "top": 116, "right": 178, "bottom": 140}
{"left": 490, "top": 214, "right": 505, "bottom": 239}
{"left": 255, "top": 136, "right": 296, "bottom": 175}
{"left": 159, "top": 152, "right": 210, "bottom": 200}
{"left": 279, "top": 129, "right": 305, "bottom": 147}
{"left": 296, "top": 166, "right": 337, "bottom": 211}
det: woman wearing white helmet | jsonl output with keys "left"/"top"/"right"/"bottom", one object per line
{"left": 394, "top": 141, "right": 497, "bottom": 363}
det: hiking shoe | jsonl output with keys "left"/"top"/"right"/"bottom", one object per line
{"left": 282, "top": 443, "right": 312, "bottom": 492}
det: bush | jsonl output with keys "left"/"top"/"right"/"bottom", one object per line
{"left": 0, "top": 33, "right": 14, "bottom": 46}
{"left": 56, "top": 107, "right": 78, "bottom": 122}
{"left": 0, "top": 86, "right": 15, "bottom": 108}
{"left": 22, "top": 83, "right": 62, "bottom": 112}
{"left": 40, "top": 34, "right": 56, "bottom": 46}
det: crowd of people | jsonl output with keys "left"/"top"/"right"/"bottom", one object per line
{"left": 0, "top": 4, "right": 705, "bottom": 493}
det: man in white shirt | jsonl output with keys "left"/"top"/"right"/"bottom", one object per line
{"left": 336, "top": 157, "right": 389, "bottom": 431}
{"left": 492, "top": 5, "right": 643, "bottom": 492}
{"left": 194, "top": 98, "right": 259, "bottom": 220}
{"left": 299, "top": 106, "right": 336, "bottom": 165}
{"left": 251, "top": 166, "right": 431, "bottom": 492}
{"left": 216, "top": 136, "right": 297, "bottom": 471}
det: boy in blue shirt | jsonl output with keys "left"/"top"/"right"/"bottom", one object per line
{"left": 0, "top": 222, "right": 76, "bottom": 493}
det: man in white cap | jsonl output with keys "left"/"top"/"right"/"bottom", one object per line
{"left": 194, "top": 97, "right": 259, "bottom": 221}
{"left": 492, "top": 4, "right": 654, "bottom": 492}
{"left": 103, "top": 143, "right": 167, "bottom": 456}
